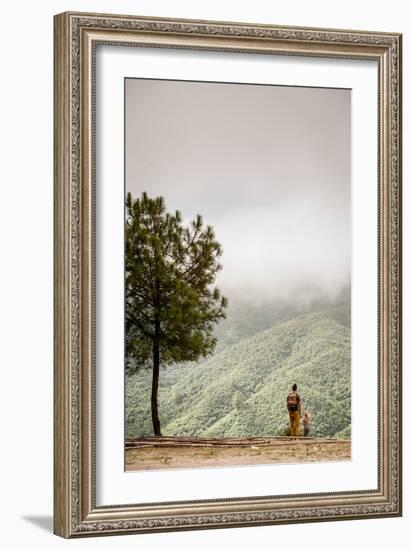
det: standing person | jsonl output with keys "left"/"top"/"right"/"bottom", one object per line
{"left": 303, "top": 410, "right": 312, "bottom": 437}
{"left": 286, "top": 383, "right": 301, "bottom": 437}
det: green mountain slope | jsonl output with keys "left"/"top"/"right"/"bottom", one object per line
{"left": 126, "top": 306, "right": 351, "bottom": 439}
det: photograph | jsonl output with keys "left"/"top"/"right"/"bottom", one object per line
{"left": 53, "top": 11, "right": 401, "bottom": 537}
{"left": 124, "top": 78, "right": 352, "bottom": 471}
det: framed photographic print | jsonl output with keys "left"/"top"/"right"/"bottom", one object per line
{"left": 53, "top": 11, "right": 402, "bottom": 538}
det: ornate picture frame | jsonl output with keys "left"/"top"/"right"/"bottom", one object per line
{"left": 53, "top": 11, "right": 402, "bottom": 538}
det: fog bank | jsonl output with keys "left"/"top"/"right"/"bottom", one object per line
{"left": 126, "top": 78, "right": 351, "bottom": 304}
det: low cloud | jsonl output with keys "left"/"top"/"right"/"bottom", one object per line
{"left": 126, "top": 78, "right": 351, "bottom": 306}
{"left": 211, "top": 199, "right": 350, "bottom": 304}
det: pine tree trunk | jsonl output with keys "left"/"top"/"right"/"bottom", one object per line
{"left": 151, "top": 319, "right": 162, "bottom": 436}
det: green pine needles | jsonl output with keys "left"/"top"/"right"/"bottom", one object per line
{"left": 125, "top": 192, "right": 228, "bottom": 436}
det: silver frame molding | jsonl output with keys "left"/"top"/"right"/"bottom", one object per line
{"left": 53, "top": 11, "right": 402, "bottom": 538}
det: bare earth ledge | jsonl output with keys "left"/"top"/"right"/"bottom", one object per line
{"left": 125, "top": 436, "right": 351, "bottom": 470}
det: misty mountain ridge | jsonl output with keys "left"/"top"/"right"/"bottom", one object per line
{"left": 213, "top": 285, "right": 350, "bottom": 353}
{"left": 126, "top": 291, "right": 351, "bottom": 439}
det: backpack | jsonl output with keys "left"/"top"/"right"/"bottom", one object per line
{"left": 287, "top": 391, "right": 299, "bottom": 412}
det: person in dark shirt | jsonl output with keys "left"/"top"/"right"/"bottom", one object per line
{"left": 286, "top": 383, "right": 301, "bottom": 437}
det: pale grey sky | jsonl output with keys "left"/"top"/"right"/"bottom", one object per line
{"left": 125, "top": 78, "right": 351, "bottom": 302}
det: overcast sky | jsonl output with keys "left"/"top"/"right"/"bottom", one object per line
{"left": 125, "top": 78, "right": 351, "bottom": 303}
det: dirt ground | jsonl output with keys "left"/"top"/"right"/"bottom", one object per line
{"left": 125, "top": 436, "right": 351, "bottom": 471}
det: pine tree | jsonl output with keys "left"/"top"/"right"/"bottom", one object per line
{"left": 125, "top": 192, "right": 228, "bottom": 436}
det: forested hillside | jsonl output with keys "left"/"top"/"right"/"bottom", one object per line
{"left": 126, "top": 295, "right": 351, "bottom": 439}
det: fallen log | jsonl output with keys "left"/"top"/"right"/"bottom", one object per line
{"left": 125, "top": 436, "right": 350, "bottom": 450}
